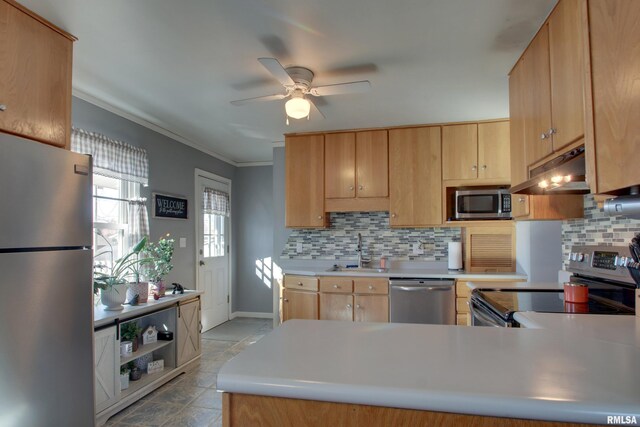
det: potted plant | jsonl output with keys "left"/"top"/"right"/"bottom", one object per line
{"left": 120, "top": 366, "right": 130, "bottom": 390}
{"left": 126, "top": 237, "right": 153, "bottom": 304}
{"left": 144, "top": 235, "right": 175, "bottom": 298}
{"left": 121, "top": 321, "right": 143, "bottom": 352}
{"left": 94, "top": 233, "right": 153, "bottom": 311}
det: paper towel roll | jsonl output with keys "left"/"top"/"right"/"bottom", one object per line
{"left": 448, "top": 242, "right": 462, "bottom": 270}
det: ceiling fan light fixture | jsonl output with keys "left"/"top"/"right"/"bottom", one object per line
{"left": 285, "top": 97, "right": 310, "bottom": 119}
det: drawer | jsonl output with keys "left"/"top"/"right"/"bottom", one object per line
{"left": 284, "top": 275, "right": 319, "bottom": 292}
{"left": 319, "top": 277, "right": 353, "bottom": 293}
{"left": 353, "top": 278, "right": 389, "bottom": 295}
{"left": 455, "top": 281, "right": 471, "bottom": 298}
{"left": 456, "top": 297, "right": 469, "bottom": 314}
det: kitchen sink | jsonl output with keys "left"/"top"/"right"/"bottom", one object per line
{"left": 325, "top": 265, "right": 388, "bottom": 273}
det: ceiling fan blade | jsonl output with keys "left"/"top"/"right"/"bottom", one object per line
{"left": 258, "top": 57, "right": 295, "bottom": 87}
{"left": 308, "top": 98, "right": 325, "bottom": 119}
{"left": 310, "top": 80, "right": 371, "bottom": 97}
{"left": 230, "top": 93, "right": 287, "bottom": 106}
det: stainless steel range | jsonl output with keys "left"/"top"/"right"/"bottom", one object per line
{"left": 470, "top": 245, "right": 637, "bottom": 327}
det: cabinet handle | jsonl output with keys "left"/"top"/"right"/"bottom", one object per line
{"left": 284, "top": 298, "right": 289, "bottom": 302}
{"left": 471, "top": 165, "right": 477, "bottom": 171}
{"left": 391, "top": 213, "right": 397, "bottom": 218}
{"left": 317, "top": 215, "right": 323, "bottom": 220}
{"left": 548, "top": 128, "right": 557, "bottom": 135}
{"left": 368, "top": 285, "right": 374, "bottom": 290}
{"left": 482, "top": 165, "right": 487, "bottom": 170}
{"left": 0, "top": 104, "right": 6, "bottom": 112}
{"left": 333, "top": 284, "right": 340, "bottom": 289}
{"left": 359, "top": 185, "right": 364, "bottom": 191}
{"left": 346, "top": 304, "right": 352, "bottom": 309}
{"left": 349, "top": 186, "right": 354, "bottom": 191}
{"left": 356, "top": 304, "right": 361, "bottom": 309}
{"left": 297, "top": 282, "right": 303, "bottom": 286}
{"left": 540, "top": 132, "right": 548, "bottom": 140}
{"left": 518, "top": 197, "right": 526, "bottom": 203}
{"left": 199, "top": 322, "right": 203, "bottom": 333}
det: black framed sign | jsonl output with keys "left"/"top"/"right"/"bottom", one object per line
{"left": 152, "top": 193, "right": 188, "bottom": 220}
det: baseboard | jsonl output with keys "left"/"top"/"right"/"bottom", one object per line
{"left": 230, "top": 311, "right": 274, "bottom": 319}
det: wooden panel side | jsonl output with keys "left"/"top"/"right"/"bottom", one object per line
{"left": 325, "top": 132, "right": 356, "bottom": 199}
{"left": 356, "top": 130, "right": 389, "bottom": 198}
{"left": 442, "top": 124, "right": 478, "bottom": 180}
{"left": 224, "top": 393, "right": 595, "bottom": 427}
{"left": 588, "top": 0, "right": 640, "bottom": 194}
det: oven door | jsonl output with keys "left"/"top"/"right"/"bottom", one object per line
{"left": 469, "top": 298, "right": 512, "bottom": 327}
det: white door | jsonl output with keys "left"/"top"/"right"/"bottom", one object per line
{"left": 196, "top": 172, "right": 231, "bottom": 331}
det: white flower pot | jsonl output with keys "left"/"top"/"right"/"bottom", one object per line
{"left": 100, "top": 283, "right": 127, "bottom": 311}
{"left": 120, "top": 373, "right": 129, "bottom": 390}
{"left": 127, "top": 281, "right": 149, "bottom": 304}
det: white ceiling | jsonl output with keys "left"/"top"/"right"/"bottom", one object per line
{"left": 22, "top": 0, "right": 556, "bottom": 165}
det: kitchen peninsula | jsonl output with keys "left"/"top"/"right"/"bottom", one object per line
{"left": 218, "top": 319, "right": 640, "bottom": 426}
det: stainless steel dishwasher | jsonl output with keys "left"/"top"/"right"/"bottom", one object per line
{"left": 389, "top": 278, "right": 455, "bottom": 325}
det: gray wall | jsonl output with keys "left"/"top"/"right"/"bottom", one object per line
{"left": 515, "top": 221, "right": 563, "bottom": 282}
{"left": 232, "top": 166, "right": 274, "bottom": 313}
{"left": 72, "top": 97, "right": 236, "bottom": 289}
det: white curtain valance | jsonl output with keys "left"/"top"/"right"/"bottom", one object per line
{"left": 203, "top": 187, "right": 230, "bottom": 216}
{"left": 71, "top": 127, "right": 149, "bottom": 186}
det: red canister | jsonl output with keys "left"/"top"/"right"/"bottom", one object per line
{"left": 564, "top": 282, "right": 588, "bottom": 303}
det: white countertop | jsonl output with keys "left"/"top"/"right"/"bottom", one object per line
{"left": 217, "top": 319, "right": 640, "bottom": 424}
{"left": 284, "top": 265, "right": 527, "bottom": 280}
{"left": 94, "top": 290, "right": 202, "bottom": 328}
{"left": 514, "top": 312, "right": 640, "bottom": 348}
{"left": 466, "top": 281, "right": 563, "bottom": 290}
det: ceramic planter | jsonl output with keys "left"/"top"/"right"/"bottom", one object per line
{"left": 127, "top": 281, "right": 149, "bottom": 304}
{"left": 100, "top": 283, "right": 127, "bottom": 311}
{"left": 152, "top": 280, "right": 166, "bottom": 298}
{"left": 129, "top": 366, "right": 142, "bottom": 381}
{"left": 120, "top": 372, "right": 130, "bottom": 390}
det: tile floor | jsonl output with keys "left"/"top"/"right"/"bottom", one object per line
{"left": 105, "top": 317, "right": 273, "bottom": 427}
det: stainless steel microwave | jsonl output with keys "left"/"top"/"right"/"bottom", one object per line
{"left": 455, "top": 189, "right": 511, "bottom": 220}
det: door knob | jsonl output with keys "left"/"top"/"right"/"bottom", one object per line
{"left": 199, "top": 260, "right": 205, "bottom": 266}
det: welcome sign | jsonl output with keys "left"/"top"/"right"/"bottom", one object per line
{"left": 153, "top": 193, "right": 188, "bottom": 219}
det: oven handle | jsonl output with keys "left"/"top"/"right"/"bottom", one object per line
{"left": 469, "top": 299, "right": 505, "bottom": 327}
{"left": 391, "top": 285, "right": 452, "bottom": 292}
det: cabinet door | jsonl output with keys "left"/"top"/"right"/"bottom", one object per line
{"left": 325, "top": 133, "right": 356, "bottom": 199}
{"left": 509, "top": 59, "right": 528, "bottom": 187}
{"left": 354, "top": 295, "right": 388, "bottom": 323}
{"left": 548, "top": 0, "right": 585, "bottom": 151}
{"left": 94, "top": 326, "right": 120, "bottom": 413}
{"left": 0, "top": 1, "right": 73, "bottom": 148}
{"left": 464, "top": 225, "right": 516, "bottom": 273}
{"left": 477, "top": 121, "right": 510, "bottom": 182}
{"left": 523, "top": 24, "right": 553, "bottom": 167}
{"left": 356, "top": 130, "right": 388, "bottom": 198}
{"left": 511, "top": 194, "right": 531, "bottom": 218}
{"left": 389, "top": 127, "right": 442, "bottom": 227}
{"left": 319, "top": 293, "right": 353, "bottom": 321}
{"left": 588, "top": 0, "right": 640, "bottom": 194}
{"left": 285, "top": 135, "right": 326, "bottom": 227}
{"left": 283, "top": 289, "right": 318, "bottom": 321}
{"left": 177, "top": 298, "right": 201, "bottom": 366}
{"left": 442, "top": 124, "right": 478, "bottom": 180}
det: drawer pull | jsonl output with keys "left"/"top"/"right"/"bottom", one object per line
{"left": 333, "top": 285, "right": 340, "bottom": 289}
{"left": 346, "top": 304, "right": 352, "bottom": 309}
{"left": 368, "top": 285, "right": 374, "bottom": 290}
{"left": 297, "top": 282, "right": 303, "bottom": 286}
{"left": 356, "top": 304, "right": 361, "bottom": 309}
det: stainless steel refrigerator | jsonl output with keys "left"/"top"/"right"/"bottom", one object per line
{"left": 0, "top": 133, "right": 95, "bottom": 426}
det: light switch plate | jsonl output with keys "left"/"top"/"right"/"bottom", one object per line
{"left": 179, "top": 237, "right": 186, "bottom": 248}
{"left": 412, "top": 243, "right": 424, "bottom": 255}
{"left": 296, "top": 242, "right": 303, "bottom": 253}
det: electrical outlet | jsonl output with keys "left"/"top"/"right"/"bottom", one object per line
{"left": 412, "top": 243, "right": 424, "bottom": 255}
{"left": 296, "top": 242, "right": 303, "bottom": 253}
{"left": 179, "top": 237, "right": 186, "bottom": 248}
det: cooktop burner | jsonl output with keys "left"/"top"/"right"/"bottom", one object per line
{"left": 474, "top": 289, "right": 634, "bottom": 321}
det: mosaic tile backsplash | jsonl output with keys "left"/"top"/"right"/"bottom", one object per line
{"left": 281, "top": 212, "right": 461, "bottom": 261}
{"left": 562, "top": 194, "right": 640, "bottom": 267}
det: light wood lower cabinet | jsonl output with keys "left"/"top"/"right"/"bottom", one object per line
{"left": 318, "top": 276, "right": 389, "bottom": 323}
{"left": 94, "top": 326, "right": 119, "bottom": 413}
{"left": 283, "top": 289, "right": 319, "bottom": 321}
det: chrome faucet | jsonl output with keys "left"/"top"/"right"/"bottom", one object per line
{"left": 357, "top": 233, "right": 371, "bottom": 268}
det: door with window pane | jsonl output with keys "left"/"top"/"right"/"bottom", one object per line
{"left": 197, "top": 174, "right": 230, "bottom": 331}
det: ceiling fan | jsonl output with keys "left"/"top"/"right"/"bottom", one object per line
{"left": 230, "top": 58, "right": 371, "bottom": 124}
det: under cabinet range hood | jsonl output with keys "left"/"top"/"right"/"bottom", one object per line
{"left": 510, "top": 146, "right": 590, "bottom": 195}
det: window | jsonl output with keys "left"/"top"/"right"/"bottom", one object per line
{"left": 203, "top": 212, "right": 225, "bottom": 257}
{"left": 93, "top": 174, "right": 140, "bottom": 265}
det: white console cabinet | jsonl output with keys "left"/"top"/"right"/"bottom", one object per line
{"left": 93, "top": 292, "right": 202, "bottom": 426}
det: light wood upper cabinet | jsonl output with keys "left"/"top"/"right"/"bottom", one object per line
{"left": 389, "top": 127, "right": 442, "bottom": 227}
{"left": 548, "top": 0, "right": 585, "bottom": 152}
{"left": 587, "top": 0, "right": 640, "bottom": 195}
{"left": 522, "top": 24, "right": 554, "bottom": 167}
{"left": 285, "top": 135, "right": 326, "bottom": 228}
{"left": 325, "top": 133, "right": 356, "bottom": 199}
{"left": 324, "top": 130, "right": 389, "bottom": 212}
{"left": 442, "top": 124, "right": 478, "bottom": 181}
{"left": 477, "top": 121, "right": 510, "bottom": 181}
{"left": 356, "top": 130, "right": 388, "bottom": 198}
{"left": 0, "top": 0, "right": 75, "bottom": 148}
